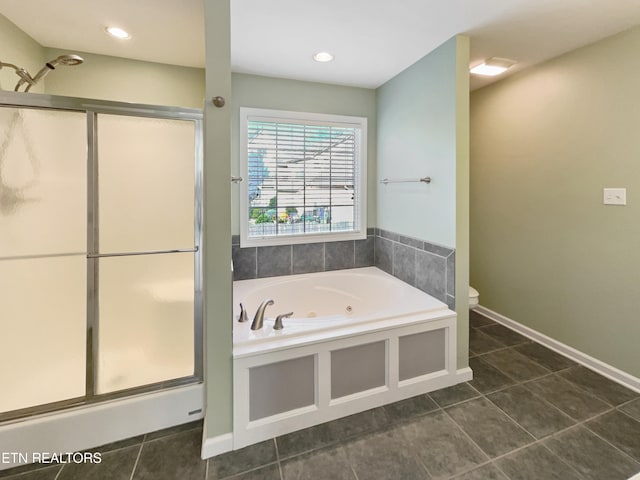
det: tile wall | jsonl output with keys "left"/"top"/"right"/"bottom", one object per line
{"left": 232, "top": 228, "right": 455, "bottom": 309}
{"left": 232, "top": 229, "right": 376, "bottom": 280}
{"left": 374, "top": 229, "right": 455, "bottom": 309}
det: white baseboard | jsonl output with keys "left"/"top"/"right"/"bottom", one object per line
{"left": 456, "top": 366, "right": 473, "bottom": 382}
{"left": 201, "top": 431, "right": 233, "bottom": 459}
{"left": 476, "top": 305, "right": 640, "bottom": 394}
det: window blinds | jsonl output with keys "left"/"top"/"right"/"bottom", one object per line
{"left": 246, "top": 117, "right": 361, "bottom": 239}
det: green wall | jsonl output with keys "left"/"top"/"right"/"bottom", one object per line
{"left": 0, "top": 14, "right": 204, "bottom": 107}
{"left": 377, "top": 37, "right": 459, "bottom": 248}
{"left": 0, "top": 14, "right": 45, "bottom": 93}
{"left": 203, "top": 0, "right": 233, "bottom": 439}
{"left": 43, "top": 48, "right": 205, "bottom": 108}
{"left": 470, "top": 26, "right": 640, "bottom": 377}
{"left": 230, "top": 73, "right": 377, "bottom": 235}
{"left": 376, "top": 36, "right": 470, "bottom": 368}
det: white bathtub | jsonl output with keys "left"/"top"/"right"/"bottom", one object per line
{"left": 233, "top": 267, "right": 451, "bottom": 354}
{"left": 230, "top": 266, "right": 469, "bottom": 450}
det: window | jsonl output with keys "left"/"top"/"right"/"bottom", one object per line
{"left": 240, "top": 108, "right": 367, "bottom": 247}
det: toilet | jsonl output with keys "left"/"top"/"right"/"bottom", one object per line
{"left": 469, "top": 286, "right": 480, "bottom": 309}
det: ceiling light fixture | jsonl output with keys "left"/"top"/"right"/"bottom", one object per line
{"left": 105, "top": 26, "right": 131, "bottom": 40}
{"left": 313, "top": 52, "right": 334, "bottom": 63}
{"left": 470, "top": 57, "right": 516, "bottom": 76}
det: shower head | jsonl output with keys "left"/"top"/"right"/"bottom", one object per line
{"left": 19, "top": 54, "right": 84, "bottom": 92}
{"left": 1, "top": 54, "right": 84, "bottom": 92}
{"left": 47, "top": 54, "right": 84, "bottom": 68}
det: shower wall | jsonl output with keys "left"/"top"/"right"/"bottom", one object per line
{"left": 0, "top": 14, "right": 45, "bottom": 94}
{"left": 0, "top": 98, "right": 201, "bottom": 418}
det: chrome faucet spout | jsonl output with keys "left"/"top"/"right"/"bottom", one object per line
{"left": 251, "top": 299, "right": 274, "bottom": 330}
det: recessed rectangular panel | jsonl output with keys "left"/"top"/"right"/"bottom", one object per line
{"left": 0, "top": 107, "right": 86, "bottom": 257}
{"left": 331, "top": 341, "right": 386, "bottom": 399}
{"left": 97, "top": 253, "right": 194, "bottom": 394}
{"left": 249, "top": 356, "right": 315, "bottom": 421}
{"left": 0, "top": 257, "right": 86, "bottom": 413}
{"left": 97, "top": 114, "right": 195, "bottom": 253}
{"left": 399, "top": 329, "right": 446, "bottom": 381}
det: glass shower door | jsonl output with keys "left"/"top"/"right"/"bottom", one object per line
{"left": 0, "top": 107, "right": 87, "bottom": 415}
{"left": 94, "top": 114, "right": 198, "bottom": 394}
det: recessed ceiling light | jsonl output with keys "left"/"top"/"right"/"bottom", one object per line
{"left": 470, "top": 57, "right": 516, "bottom": 76}
{"left": 105, "top": 26, "right": 131, "bottom": 40}
{"left": 313, "top": 52, "right": 334, "bottom": 63}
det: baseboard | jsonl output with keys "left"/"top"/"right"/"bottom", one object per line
{"left": 201, "top": 431, "right": 233, "bottom": 459}
{"left": 456, "top": 366, "right": 473, "bottom": 382}
{"left": 476, "top": 305, "right": 640, "bottom": 394}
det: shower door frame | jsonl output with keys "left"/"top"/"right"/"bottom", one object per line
{"left": 0, "top": 91, "right": 204, "bottom": 423}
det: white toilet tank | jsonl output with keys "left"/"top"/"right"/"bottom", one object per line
{"left": 469, "top": 286, "right": 479, "bottom": 309}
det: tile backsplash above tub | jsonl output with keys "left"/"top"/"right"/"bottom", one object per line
{"left": 232, "top": 229, "right": 375, "bottom": 281}
{"left": 232, "top": 227, "right": 454, "bottom": 310}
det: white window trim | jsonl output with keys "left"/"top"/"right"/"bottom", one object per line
{"left": 239, "top": 107, "right": 367, "bottom": 248}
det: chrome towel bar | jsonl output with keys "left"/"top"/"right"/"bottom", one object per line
{"left": 379, "top": 176, "right": 431, "bottom": 185}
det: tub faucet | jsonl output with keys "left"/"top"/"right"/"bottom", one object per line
{"left": 274, "top": 312, "right": 293, "bottom": 330}
{"left": 238, "top": 303, "right": 248, "bottom": 322}
{"left": 251, "top": 299, "right": 274, "bottom": 330}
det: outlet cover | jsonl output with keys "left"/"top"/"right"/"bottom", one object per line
{"left": 603, "top": 188, "right": 626, "bottom": 205}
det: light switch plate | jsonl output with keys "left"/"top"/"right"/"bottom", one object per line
{"left": 603, "top": 188, "right": 626, "bottom": 205}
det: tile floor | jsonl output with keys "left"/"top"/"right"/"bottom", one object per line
{"left": 2, "top": 310, "right": 640, "bottom": 480}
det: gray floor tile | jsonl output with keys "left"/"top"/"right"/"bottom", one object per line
{"left": 559, "top": 366, "right": 639, "bottom": 406}
{"left": 399, "top": 411, "right": 487, "bottom": 478}
{"left": 220, "top": 463, "right": 281, "bottom": 480}
{"left": 621, "top": 398, "right": 640, "bottom": 421}
{"left": 276, "top": 423, "right": 335, "bottom": 459}
{"left": 468, "top": 328, "right": 505, "bottom": 356}
{"left": 327, "top": 407, "right": 388, "bottom": 440}
{"left": 513, "top": 343, "right": 576, "bottom": 371}
{"left": 280, "top": 445, "right": 355, "bottom": 480}
{"left": 488, "top": 385, "right": 575, "bottom": 439}
{"left": 208, "top": 440, "right": 277, "bottom": 479}
{"left": 453, "top": 464, "right": 507, "bottom": 480}
{"left": 428, "top": 382, "right": 481, "bottom": 408}
{"left": 480, "top": 348, "right": 551, "bottom": 382}
{"left": 544, "top": 426, "right": 640, "bottom": 480}
{"left": 468, "top": 357, "right": 515, "bottom": 394}
{"left": 58, "top": 446, "right": 139, "bottom": 480}
{"left": 479, "top": 324, "right": 530, "bottom": 346}
{"left": 90, "top": 434, "right": 145, "bottom": 454}
{"left": 586, "top": 410, "right": 640, "bottom": 462}
{"left": 344, "top": 427, "right": 430, "bottom": 480}
{"left": 0, "top": 467, "right": 61, "bottom": 480}
{"left": 524, "top": 374, "right": 610, "bottom": 421}
{"left": 384, "top": 394, "right": 438, "bottom": 421}
{"left": 496, "top": 444, "right": 581, "bottom": 480}
{"left": 445, "top": 397, "right": 534, "bottom": 458}
{"left": 469, "top": 311, "right": 496, "bottom": 329}
{"left": 132, "top": 429, "right": 207, "bottom": 480}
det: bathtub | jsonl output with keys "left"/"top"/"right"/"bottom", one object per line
{"left": 233, "top": 267, "right": 450, "bottom": 355}
{"left": 230, "top": 266, "right": 471, "bottom": 450}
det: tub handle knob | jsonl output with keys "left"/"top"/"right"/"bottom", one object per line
{"left": 274, "top": 312, "right": 293, "bottom": 331}
{"left": 238, "top": 303, "right": 248, "bottom": 322}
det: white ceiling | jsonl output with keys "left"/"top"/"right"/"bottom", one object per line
{"left": 2, "top": 0, "right": 640, "bottom": 90}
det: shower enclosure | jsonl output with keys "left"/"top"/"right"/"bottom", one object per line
{"left": 0, "top": 90, "right": 203, "bottom": 422}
